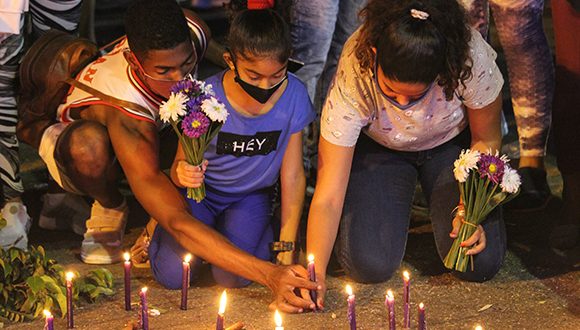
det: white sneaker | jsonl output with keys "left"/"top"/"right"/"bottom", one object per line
{"left": 81, "top": 199, "right": 128, "bottom": 264}
{"left": 0, "top": 201, "right": 31, "bottom": 250}
{"left": 38, "top": 193, "right": 90, "bottom": 236}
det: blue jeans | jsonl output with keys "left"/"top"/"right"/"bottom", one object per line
{"left": 291, "top": 0, "right": 368, "bottom": 105}
{"left": 148, "top": 188, "right": 274, "bottom": 289}
{"left": 336, "top": 132, "right": 506, "bottom": 283}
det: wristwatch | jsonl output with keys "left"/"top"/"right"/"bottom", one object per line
{"left": 270, "top": 241, "right": 295, "bottom": 252}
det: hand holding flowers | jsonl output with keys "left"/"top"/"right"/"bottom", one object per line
{"left": 159, "top": 77, "right": 228, "bottom": 202}
{"left": 444, "top": 149, "right": 521, "bottom": 272}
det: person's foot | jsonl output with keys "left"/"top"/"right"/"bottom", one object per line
{"left": 81, "top": 199, "right": 128, "bottom": 264}
{"left": 38, "top": 192, "right": 90, "bottom": 236}
{"left": 505, "top": 167, "right": 552, "bottom": 211}
{"left": 0, "top": 201, "right": 31, "bottom": 250}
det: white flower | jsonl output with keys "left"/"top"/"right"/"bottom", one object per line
{"left": 203, "top": 82, "right": 215, "bottom": 96}
{"left": 500, "top": 166, "right": 521, "bottom": 193}
{"left": 159, "top": 92, "right": 188, "bottom": 123}
{"left": 201, "top": 96, "right": 228, "bottom": 123}
{"left": 453, "top": 149, "right": 480, "bottom": 182}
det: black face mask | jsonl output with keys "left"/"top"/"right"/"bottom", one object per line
{"left": 228, "top": 50, "right": 288, "bottom": 104}
{"left": 234, "top": 74, "right": 287, "bottom": 104}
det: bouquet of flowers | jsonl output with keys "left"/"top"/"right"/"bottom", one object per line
{"left": 159, "top": 77, "right": 228, "bottom": 202}
{"left": 443, "top": 149, "right": 521, "bottom": 272}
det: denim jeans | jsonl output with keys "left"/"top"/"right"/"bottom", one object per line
{"left": 291, "top": 0, "right": 368, "bottom": 106}
{"left": 149, "top": 187, "right": 274, "bottom": 289}
{"left": 336, "top": 132, "right": 506, "bottom": 283}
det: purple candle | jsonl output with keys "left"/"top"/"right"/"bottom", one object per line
{"left": 385, "top": 290, "right": 396, "bottom": 330}
{"left": 66, "top": 272, "right": 74, "bottom": 328}
{"left": 418, "top": 303, "right": 426, "bottom": 330}
{"left": 216, "top": 290, "right": 227, "bottom": 330}
{"left": 346, "top": 285, "right": 356, "bottom": 330}
{"left": 307, "top": 254, "right": 318, "bottom": 310}
{"left": 181, "top": 254, "right": 191, "bottom": 310}
{"left": 123, "top": 252, "right": 131, "bottom": 311}
{"left": 139, "top": 287, "right": 149, "bottom": 330}
{"left": 43, "top": 310, "right": 54, "bottom": 330}
{"left": 403, "top": 271, "right": 410, "bottom": 328}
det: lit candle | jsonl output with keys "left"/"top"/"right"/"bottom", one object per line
{"left": 139, "top": 287, "right": 149, "bottom": 330}
{"left": 181, "top": 254, "right": 192, "bottom": 310}
{"left": 475, "top": 325, "right": 483, "bottom": 330}
{"left": 403, "top": 271, "right": 410, "bottom": 328}
{"left": 66, "top": 272, "right": 74, "bottom": 328}
{"left": 216, "top": 290, "right": 227, "bottom": 330}
{"left": 346, "top": 284, "right": 356, "bottom": 330}
{"left": 274, "top": 309, "right": 284, "bottom": 330}
{"left": 43, "top": 310, "right": 54, "bottom": 330}
{"left": 123, "top": 252, "right": 131, "bottom": 311}
{"left": 418, "top": 302, "right": 426, "bottom": 330}
{"left": 307, "top": 254, "right": 318, "bottom": 310}
{"left": 385, "top": 290, "right": 396, "bottom": 330}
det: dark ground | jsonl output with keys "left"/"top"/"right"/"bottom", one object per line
{"left": 2, "top": 2, "right": 579, "bottom": 329}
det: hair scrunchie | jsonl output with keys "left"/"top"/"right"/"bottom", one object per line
{"left": 247, "top": 0, "right": 274, "bottom": 9}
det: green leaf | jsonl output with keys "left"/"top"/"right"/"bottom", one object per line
{"left": 0, "top": 216, "right": 6, "bottom": 230}
{"left": 51, "top": 290, "right": 67, "bottom": 316}
{"left": 26, "top": 276, "right": 45, "bottom": 294}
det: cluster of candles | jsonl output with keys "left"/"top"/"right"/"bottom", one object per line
{"left": 42, "top": 253, "right": 484, "bottom": 329}
{"left": 343, "top": 271, "right": 426, "bottom": 330}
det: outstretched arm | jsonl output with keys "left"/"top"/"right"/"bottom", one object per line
{"left": 306, "top": 137, "right": 355, "bottom": 308}
{"left": 278, "top": 132, "right": 306, "bottom": 265}
{"left": 107, "top": 115, "right": 317, "bottom": 313}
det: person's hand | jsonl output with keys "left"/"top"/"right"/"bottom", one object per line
{"left": 299, "top": 273, "right": 327, "bottom": 311}
{"left": 265, "top": 264, "right": 319, "bottom": 314}
{"left": 275, "top": 251, "right": 296, "bottom": 266}
{"left": 175, "top": 159, "right": 208, "bottom": 188}
{"left": 450, "top": 205, "right": 487, "bottom": 255}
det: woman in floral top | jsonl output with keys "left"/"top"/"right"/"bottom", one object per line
{"left": 305, "top": 0, "right": 506, "bottom": 309}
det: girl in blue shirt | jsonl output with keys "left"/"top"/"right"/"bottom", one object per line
{"left": 147, "top": 6, "right": 315, "bottom": 291}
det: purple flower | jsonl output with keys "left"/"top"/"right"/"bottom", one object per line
{"left": 478, "top": 153, "right": 505, "bottom": 184}
{"left": 170, "top": 79, "right": 194, "bottom": 95}
{"left": 181, "top": 111, "right": 210, "bottom": 138}
{"left": 186, "top": 93, "right": 211, "bottom": 110}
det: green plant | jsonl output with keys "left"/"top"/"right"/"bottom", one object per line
{"left": 0, "top": 246, "right": 115, "bottom": 323}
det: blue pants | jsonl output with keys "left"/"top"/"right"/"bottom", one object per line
{"left": 149, "top": 188, "right": 274, "bottom": 289}
{"left": 336, "top": 132, "right": 506, "bottom": 283}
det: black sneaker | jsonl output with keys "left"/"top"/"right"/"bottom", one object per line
{"left": 505, "top": 167, "right": 552, "bottom": 212}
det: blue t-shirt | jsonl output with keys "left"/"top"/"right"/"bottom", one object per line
{"left": 203, "top": 71, "right": 316, "bottom": 194}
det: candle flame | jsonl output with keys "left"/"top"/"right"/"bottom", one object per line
{"left": 419, "top": 302, "right": 425, "bottom": 309}
{"left": 141, "top": 287, "right": 148, "bottom": 293}
{"left": 218, "top": 290, "right": 227, "bottom": 314}
{"left": 274, "top": 310, "right": 282, "bottom": 327}
{"left": 43, "top": 310, "right": 52, "bottom": 318}
{"left": 475, "top": 326, "right": 483, "bottom": 330}
{"left": 403, "top": 270, "right": 410, "bottom": 281}
{"left": 124, "top": 252, "right": 130, "bottom": 262}
{"left": 345, "top": 284, "right": 353, "bottom": 296}
{"left": 66, "top": 272, "right": 74, "bottom": 281}
{"left": 387, "top": 290, "right": 394, "bottom": 299}
{"left": 307, "top": 254, "right": 315, "bottom": 263}
{"left": 184, "top": 253, "right": 192, "bottom": 263}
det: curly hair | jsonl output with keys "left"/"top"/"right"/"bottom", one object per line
{"left": 125, "top": 0, "right": 190, "bottom": 58}
{"left": 356, "top": 0, "right": 472, "bottom": 100}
